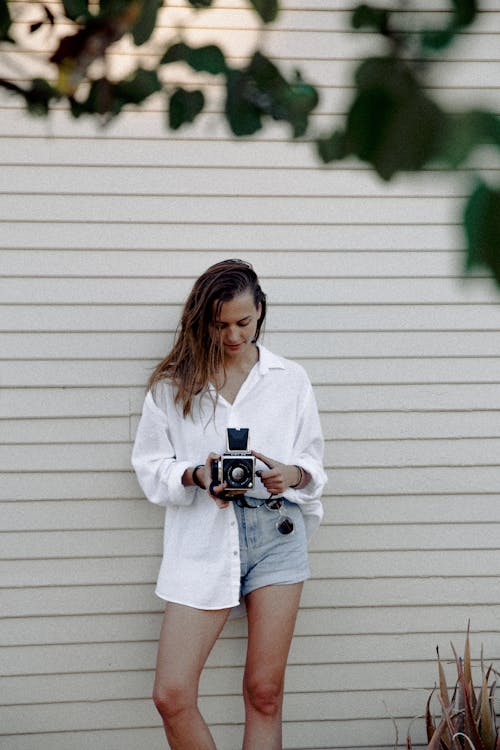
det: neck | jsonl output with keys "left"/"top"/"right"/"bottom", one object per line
{"left": 223, "top": 343, "right": 259, "bottom": 372}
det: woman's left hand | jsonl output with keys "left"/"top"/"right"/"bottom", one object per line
{"left": 252, "top": 451, "right": 301, "bottom": 495}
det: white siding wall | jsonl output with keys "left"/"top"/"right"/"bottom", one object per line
{"left": 1, "top": 2, "right": 500, "bottom": 748}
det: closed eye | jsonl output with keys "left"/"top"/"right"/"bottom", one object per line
{"left": 215, "top": 317, "right": 252, "bottom": 330}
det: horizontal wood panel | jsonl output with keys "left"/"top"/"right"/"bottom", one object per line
{"left": 0, "top": 90, "right": 498, "bottom": 134}
{"left": 1, "top": 519, "right": 497, "bottom": 565}
{"left": 5, "top": 416, "right": 130, "bottom": 443}
{"left": 329, "top": 465, "right": 500, "bottom": 494}
{"left": 324, "top": 411, "right": 500, "bottom": 440}
{"left": 0, "top": 221, "right": 470, "bottom": 251}
{"left": 0, "top": 388, "right": 131, "bottom": 418}
{"left": 3, "top": 382, "right": 500, "bottom": 420}
{"left": 2, "top": 436, "right": 499, "bottom": 472}
{"left": 1, "top": 498, "right": 161, "bottom": 531}
{"left": 0, "top": 721, "right": 437, "bottom": 750}
{"left": 0, "top": 607, "right": 340, "bottom": 645}
{"left": 1, "top": 133, "right": 496, "bottom": 170}
{"left": 3, "top": 575, "right": 500, "bottom": 620}
{"left": 0, "top": 194, "right": 459, "bottom": 224}
{"left": 0, "top": 722, "right": 445, "bottom": 750}
{"left": 2, "top": 276, "right": 496, "bottom": 304}
{"left": 4, "top": 493, "right": 500, "bottom": 532}
{"left": 1, "top": 606, "right": 497, "bottom": 649}
{"left": 0, "top": 685, "right": 488, "bottom": 734}
{"left": 2, "top": 330, "right": 500, "bottom": 359}
{"left": 3, "top": 547, "right": 500, "bottom": 589}
{"left": 3, "top": 302, "right": 500, "bottom": 332}
{"left": 0, "top": 657, "right": 490, "bottom": 710}
{"left": 330, "top": 437, "right": 500, "bottom": 468}
{"left": 313, "top": 383, "right": 500, "bottom": 411}
{"left": 0, "top": 471, "right": 141, "bottom": 501}
{"left": 2, "top": 627, "right": 500, "bottom": 676}
{"left": 3, "top": 355, "right": 500, "bottom": 389}
{"left": 8, "top": 19, "right": 500, "bottom": 61}
{"left": 327, "top": 494, "right": 500, "bottom": 524}
{"left": 0, "top": 250, "right": 468, "bottom": 279}
{"left": 2, "top": 165, "right": 491, "bottom": 197}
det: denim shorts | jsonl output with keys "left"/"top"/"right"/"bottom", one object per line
{"left": 232, "top": 498, "right": 310, "bottom": 598}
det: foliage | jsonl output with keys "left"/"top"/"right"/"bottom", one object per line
{"left": 0, "top": 0, "right": 499, "bottom": 283}
{"left": 317, "top": 1, "right": 500, "bottom": 286}
{"left": 406, "top": 627, "right": 500, "bottom": 750}
{"left": 0, "top": 0, "right": 317, "bottom": 139}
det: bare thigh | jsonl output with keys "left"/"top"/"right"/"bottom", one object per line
{"left": 244, "top": 582, "right": 303, "bottom": 693}
{"left": 154, "top": 602, "right": 231, "bottom": 699}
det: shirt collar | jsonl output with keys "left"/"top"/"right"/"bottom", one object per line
{"left": 257, "top": 344, "right": 285, "bottom": 375}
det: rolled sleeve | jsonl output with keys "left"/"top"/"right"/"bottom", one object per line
{"left": 132, "top": 391, "right": 196, "bottom": 507}
{"left": 290, "top": 381, "right": 328, "bottom": 506}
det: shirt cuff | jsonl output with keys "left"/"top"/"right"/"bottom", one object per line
{"left": 160, "top": 460, "right": 198, "bottom": 506}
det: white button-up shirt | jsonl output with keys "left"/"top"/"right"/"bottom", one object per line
{"left": 132, "top": 345, "right": 327, "bottom": 610}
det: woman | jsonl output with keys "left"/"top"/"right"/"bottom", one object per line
{"left": 132, "top": 259, "right": 327, "bottom": 749}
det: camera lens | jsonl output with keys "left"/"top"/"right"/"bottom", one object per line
{"left": 231, "top": 465, "right": 246, "bottom": 482}
{"left": 227, "top": 460, "right": 252, "bottom": 487}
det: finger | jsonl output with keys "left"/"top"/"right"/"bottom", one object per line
{"left": 252, "top": 450, "right": 275, "bottom": 469}
{"left": 208, "top": 480, "right": 226, "bottom": 498}
{"left": 209, "top": 481, "right": 233, "bottom": 509}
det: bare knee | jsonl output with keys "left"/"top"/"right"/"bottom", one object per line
{"left": 153, "top": 683, "right": 195, "bottom": 722}
{"left": 245, "top": 679, "right": 282, "bottom": 717}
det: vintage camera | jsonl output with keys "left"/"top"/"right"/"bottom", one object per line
{"left": 211, "top": 428, "right": 255, "bottom": 495}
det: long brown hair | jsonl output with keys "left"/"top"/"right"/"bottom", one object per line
{"left": 148, "top": 259, "right": 267, "bottom": 416}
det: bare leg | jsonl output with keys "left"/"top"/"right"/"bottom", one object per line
{"left": 153, "top": 602, "right": 230, "bottom": 750}
{"left": 242, "top": 582, "right": 303, "bottom": 750}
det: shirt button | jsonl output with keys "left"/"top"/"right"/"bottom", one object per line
{"left": 231, "top": 521, "right": 236, "bottom": 527}
{"left": 233, "top": 550, "right": 238, "bottom": 556}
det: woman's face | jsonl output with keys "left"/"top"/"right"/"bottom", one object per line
{"left": 212, "top": 291, "right": 262, "bottom": 360}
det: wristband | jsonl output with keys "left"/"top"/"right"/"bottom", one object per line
{"left": 192, "top": 465, "right": 206, "bottom": 489}
{"left": 290, "top": 465, "right": 303, "bottom": 489}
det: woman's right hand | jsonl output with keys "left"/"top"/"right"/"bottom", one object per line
{"left": 203, "top": 452, "right": 230, "bottom": 508}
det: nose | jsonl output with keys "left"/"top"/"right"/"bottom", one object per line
{"left": 224, "top": 326, "right": 241, "bottom": 344}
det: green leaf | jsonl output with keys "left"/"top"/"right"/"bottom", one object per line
{"left": 70, "top": 68, "right": 161, "bottom": 119}
{"left": 169, "top": 87, "right": 204, "bottom": 129}
{"left": 61, "top": 0, "right": 89, "bottom": 21}
{"left": 248, "top": 0, "right": 279, "bottom": 24}
{"left": 352, "top": 4, "right": 390, "bottom": 34}
{"left": 464, "top": 181, "right": 500, "bottom": 285}
{"left": 186, "top": 44, "right": 227, "bottom": 74}
{"left": 0, "top": 77, "right": 59, "bottom": 114}
{"left": 25, "top": 78, "right": 60, "bottom": 116}
{"left": 452, "top": 0, "right": 477, "bottom": 27}
{"left": 161, "top": 42, "right": 227, "bottom": 75}
{"left": 281, "top": 77, "right": 319, "bottom": 137}
{"left": 114, "top": 66, "right": 162, "bottom": 104}
{"left": 225, "top": 69, "right": 262, "bottom": 136}
{"left": 242, "top": 53, "right": 318, "bottom": 137}
{"left": 421, "top": 0, "right": 477, "bottom": 51}
{"left": 317, "top": 130, "right": 349, "bottom": 163}
{"left": 131, "top": 0, "right": 162, "bottom": 45}
{"left": 420, "top": 27, "right": 457, "bottom": 51}
{"left": 441, "top": 110, "right": 500, "bottom": 167}
{"left": 186, "top": 0, "right": 212, "bottom": 7}
{"left": 161, "top": 42, "right": 189, "bottom": 65}
{"left": 346, "top": 57, "right": 445, "bottom": 179}
{"left": 0, "top": 0, "right": 13, "bottom": 42}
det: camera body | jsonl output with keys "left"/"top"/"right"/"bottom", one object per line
{"left": 211, "top": 428, "right": 255, "bottom": 495}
